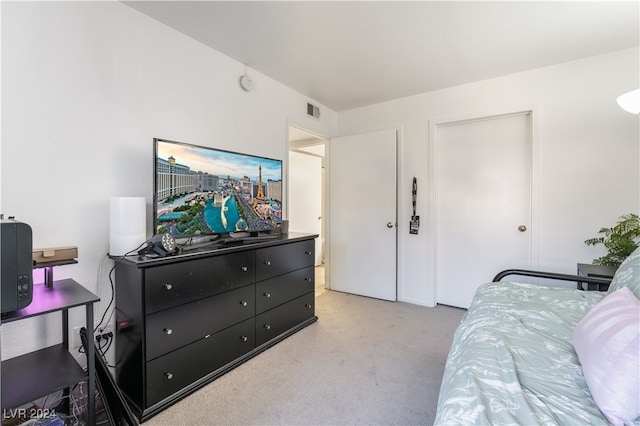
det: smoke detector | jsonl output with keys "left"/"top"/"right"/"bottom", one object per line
{"left": 239, "top": 74, "right": 253, "bottom": 92}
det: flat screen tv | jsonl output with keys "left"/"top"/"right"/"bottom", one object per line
{"left": 154, "top": 138, "right": 283, "bottom": 239}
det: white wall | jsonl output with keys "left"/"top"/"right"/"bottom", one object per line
{"left": 1, "top": 1, "right": 337, "bottom": 359}
{"left": 338, "top": 48, "right": 639, "bottom": 307}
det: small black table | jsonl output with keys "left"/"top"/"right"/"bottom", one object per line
{"left": 1, "top": 279, "right": 99, "bottom": 423}
{"left": 577, "top": 263, "right": 617, "bottom": 291}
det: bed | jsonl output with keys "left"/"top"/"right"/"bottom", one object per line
{"left": 434, "top": 247, "right": 640, "bottom": 426}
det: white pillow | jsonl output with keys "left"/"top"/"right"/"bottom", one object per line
{"left": 573, "top": 287, "right": 640, "bottom": 426}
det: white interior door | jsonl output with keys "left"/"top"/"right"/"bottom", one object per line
{"left": 289, "top": 149, "right": 323, "bottom": 265}
{"left": 436, "top": 112, "right": 532, "bottom": 308}
{"left": 329, "top": 128, "right": 397, "bottom": 301}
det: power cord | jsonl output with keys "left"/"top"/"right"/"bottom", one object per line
{"left": 95, "top": 331, "right": 116, "bottom": 368}
{"left": 94, "top": 240, "right": 149, "bottom": 334}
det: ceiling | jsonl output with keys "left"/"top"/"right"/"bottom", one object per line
{"left": 123, "top": 1, "right": 639, "bottom": 112}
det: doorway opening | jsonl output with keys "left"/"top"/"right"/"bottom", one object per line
{"left": 288, "top": 125, "right": 327, "bottom": 296}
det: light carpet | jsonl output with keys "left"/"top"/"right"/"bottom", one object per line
{"left": 144, "top": 290, "right": 465, "bottom": 426}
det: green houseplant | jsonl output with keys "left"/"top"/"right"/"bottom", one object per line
{"left": 584, "top": 213, "right": 640, "bottom": 267}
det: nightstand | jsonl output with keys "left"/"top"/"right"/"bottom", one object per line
{"left": 577, "top": 263, "right": 617, "bottom": 291}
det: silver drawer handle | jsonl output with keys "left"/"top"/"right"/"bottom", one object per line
{"left": 305, "top": 304, "right": 312, "bottom": 309}
{"left": 240, "top": 301, "right": 248, "bottom": 306}
{"left": 241, "top": 336, "right": 248, "bottom": 342}
{"left": 164, "top": 328, "right": 173, "bottom": 335}
{"left": 305, "top": 251, "right": 312, "bottom": 255}
{"left": 264, "top": 261, "right": 271, "bottom": 266}
{"left": 165, "top": 372, "right": 173, "bottom": 380}
{"left": 264, "top": 292, "right": 271, "bottom": 298}
{"left": 264, "top": 324, "right": 271, "bottom": 330}
{"left": 164, "top": 283, "right": 173, "bottom": 290}
{"left": 305, "top": 278, "right": 312, "bottom": 282}
{"left": 241, "top": 266, "right": 248, "bottom": 272}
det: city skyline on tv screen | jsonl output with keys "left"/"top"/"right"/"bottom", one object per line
{"left": 156, "top": 141, "right": 282, "bottom": 183}
{"left": 154, "top": 139, "right": 282, "bottom": 237}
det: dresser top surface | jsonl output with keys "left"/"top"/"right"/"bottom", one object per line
{"left": 115, "top": 233, "right": 318, "bottom": 268}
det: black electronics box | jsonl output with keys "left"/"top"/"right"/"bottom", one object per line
{"left": 1, "top": 219, "right": 34, "bottom": 313}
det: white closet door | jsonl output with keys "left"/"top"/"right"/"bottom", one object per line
{"left": 436, "top": 113, "right": 532, "bottom": 308}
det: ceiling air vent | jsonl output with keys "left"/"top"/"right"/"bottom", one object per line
{"left": 307, "top": 103, "right": 321, "bottom": 119}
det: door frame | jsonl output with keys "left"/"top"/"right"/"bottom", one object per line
{"left": 427, "top": 105, "right": 540, "bottom": 304}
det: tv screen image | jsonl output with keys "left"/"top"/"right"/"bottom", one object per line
{"left": 154, "top": 138, "right": 282, "bottom": 238}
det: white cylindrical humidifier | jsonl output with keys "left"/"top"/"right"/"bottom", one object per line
{"left": 109, "top": 197, "right": 147, "bottom": 256}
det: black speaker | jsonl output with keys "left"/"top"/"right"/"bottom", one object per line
{"left": 1, "top": 219, "right": 33, "bottom": 313}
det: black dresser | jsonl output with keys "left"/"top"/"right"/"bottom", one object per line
{"left": 113, "top": 233, "right": 317, "bottom": 422}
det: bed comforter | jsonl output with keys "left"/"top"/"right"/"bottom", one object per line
{"left": 434, "top": 281, "right": 609, "bottom": 425}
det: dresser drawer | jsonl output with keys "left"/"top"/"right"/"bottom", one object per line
{"left": 255, "top": 266, "right": 314, "bottom": 314}
{"left": 145, "top": 251, "right": 255, "bottom": 313}
{"left": 255, "top": 240, "right": 314, "bottom": 281}
{"left": 255, "top": 292, "right": 315, "bottom": 346}
{"left": 145, "top": 285, "right": 255, "bottom": 361}
{"left": 146, "top": 318, "right": 255, "bottom": 407}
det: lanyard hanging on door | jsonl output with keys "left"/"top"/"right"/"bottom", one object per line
{"left": 410, "top": 177, "right": 420, "bottom": 235}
